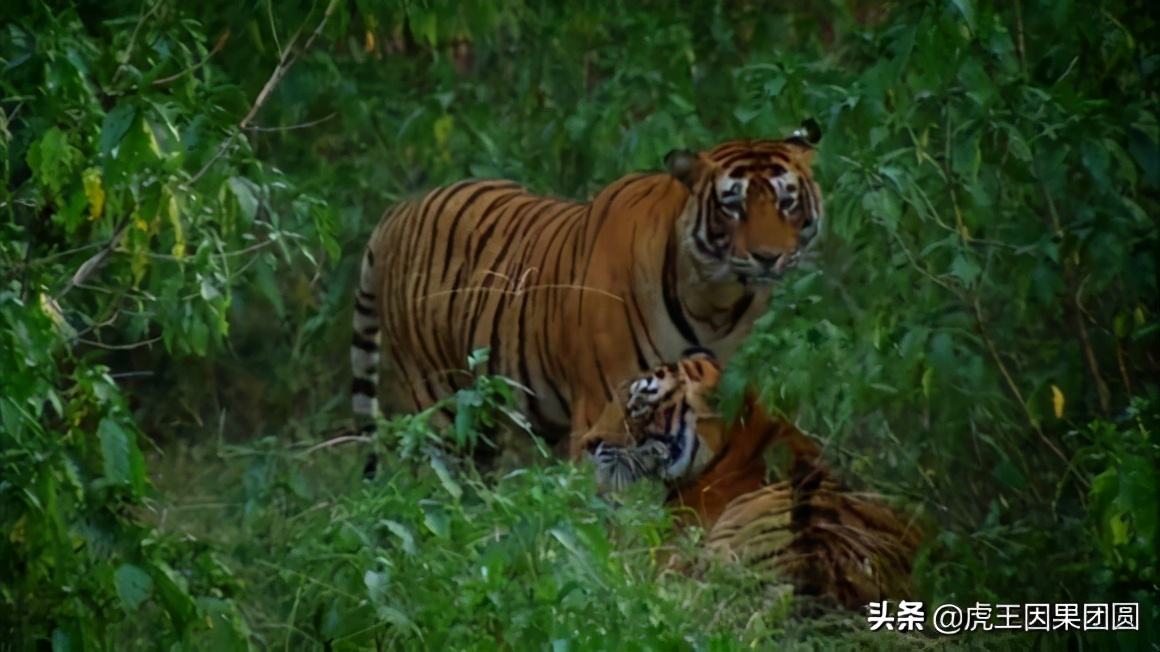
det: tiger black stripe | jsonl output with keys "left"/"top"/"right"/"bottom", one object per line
{"left": 628, "top": 292, "right": 663, "bottom": 361}
{"left": 662, "top": 231, "right": 700, "bottom": 347}
{"left": 441, "top": 187, "right": 521, "bottom": 284}
{"left": 443, "top": 190, "right": 524, "bottom": 356}
{"left": 575, "top": 182, "right": 631, "bottom": 319}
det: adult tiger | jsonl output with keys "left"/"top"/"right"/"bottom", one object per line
{"left": 587, "top": 351, "right": 921, "bottom": 610}
{"left": 351, "top": 121, "right": 824, "bottom": 456}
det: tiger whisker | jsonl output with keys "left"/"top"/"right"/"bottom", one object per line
{"left": 421, "top": 283, "right": 624, "bottom": 304}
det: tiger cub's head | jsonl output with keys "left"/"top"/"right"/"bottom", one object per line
{"left": 588, "top": 348, "right": 727, "bottom": 491}
{"left": 667, "top": 119, "right": 825, "bottom": 286}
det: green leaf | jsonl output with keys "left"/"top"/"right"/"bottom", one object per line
{"left": 364, "top": 569, "right": 391, "bottom": 602}
{"left": 862, "top": 189, "right": 901, "bottom": 231}
{"left": 992, "top": 459, "right": 1026, "bottom": 489}
{"left": 100, "top": 104, "right": 137, "bottom": 156}
{"left": 51, "top": 629, "right": 72, "bottom": 652}
{"left": 114, "top": 563, "right": 154, "bottom": 612}
{"left": 188, "top": 317, "right": 208, "bottom": 356}
{"left": 27, "top": 127, "right": 77, "bottom": 195}
{"left": 952, "top": 130, "right": 981, "bottom": 182}
{"left": 1118, "top": 456, "right": 1158, "bottom": 542}
{"left": 1004, "top": 125, "right": 1032, "bottom": 162}
{"left": 467, "top": 348, "right": 490, "bottom": 370}
{"left": 1121, "top": 197, "right": 1150, "bottom": 225}
{"left": 423, "top": 506, "right": 450, "bottom": 539}
{"left": 98, "top": 418, "right": 134, "bottom": 486}
{"left": 375, "top": 605, "right": 418, "bottom": 633}
{"left": 413, "top": 11, "right": 438, "bottom": 47}
{"left": 148, "top": 562, "right": 198, "bottom": 631}
{"left": 430, "top": 456, "right": 463, "bottom": 499}
{"left": 733, "top": 105, "right": 763, "bottom": 126}
{"left": 950, "top": 0, "right": 976, "bottom": 33}
{"left": 950, "top": 254, "right": 981, "bottom": 287}
{"left": 252, "top": 261, "right": 286, "bottom": 318}
{"left": 227, "top": 177, "right": 260, "bottom": 225}
{"left": 381, "top": 519, "right": 417, "bottom": 555}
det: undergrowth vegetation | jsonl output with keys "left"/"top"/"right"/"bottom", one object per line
{"left": 1, "top": 0, "right": 1156, "bottom": 649}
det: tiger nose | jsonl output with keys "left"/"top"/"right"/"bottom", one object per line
{"left": 751, "top": 251, "right": 782, "bottom": 271}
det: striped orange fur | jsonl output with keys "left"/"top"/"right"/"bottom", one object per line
{"left": 351, "top": 123, "right": 824, "bottom": 457}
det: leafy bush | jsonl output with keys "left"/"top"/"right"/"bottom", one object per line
{"left": 2, "top": 0, "right": 1156, "bottom": 649}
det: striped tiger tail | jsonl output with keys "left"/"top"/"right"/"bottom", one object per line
{"left": 351, "top": 247, "right": 381, "bottom": 425}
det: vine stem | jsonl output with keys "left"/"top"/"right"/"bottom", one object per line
{"left": 1013, "top": 0, "right": 1028, "bottom": 77}
{"left": 1040, "top": 184, "right": 1111, "bottom": 415}
{"left": 973, "top": 297, "right": 1068, "bottom": 464}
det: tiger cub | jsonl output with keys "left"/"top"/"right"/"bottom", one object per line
{"left": 580, "top": 347, "right": 727, "bottom": 491}
{"left": 588, "top": 350, "right": 922, "bottom": 610}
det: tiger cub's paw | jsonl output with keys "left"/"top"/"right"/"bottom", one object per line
{"left": 590, "top": 438, "right": 668, "bottom": 492}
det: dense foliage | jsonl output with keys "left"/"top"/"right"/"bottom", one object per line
{"left": 1, "top": 0, "right": 1156, "bottom": 649}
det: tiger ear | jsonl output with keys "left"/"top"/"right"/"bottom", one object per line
{"left": 784, "top": 119, "right": 821, "bottom": 166}
{"left": 785, "top": 118, "right": 822, "bottom": 153}
{"left": 665, "top": 149, "right": 705, "bottom": 188}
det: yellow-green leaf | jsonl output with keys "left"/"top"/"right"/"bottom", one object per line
{"left": 433, "top": 115, "right": 454, "bottom": 151}
{"left": 1051, "top": 384, "right": 1065, "bottom": 419}
{"left": 82, "top": 167, "right": 105, "bottom": 220}
{"left": 166, "top": 191, "right": 184, "bottom": 259}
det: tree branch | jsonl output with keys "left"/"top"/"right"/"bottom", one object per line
{"left": 1040, "top": 184, "right": 1110, "bottom": 415}
{"left": 973, "top": 297, "right": 1068, "bottom": 464}
{"left": 56, "top": 220, "right": 132, "bottom": 300}
{"left": 184, "top": 0, "right": 339, "bottom": 188}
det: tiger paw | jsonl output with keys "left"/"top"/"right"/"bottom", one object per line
{"left": 590, "top": 438, "right": 668, "bottom": 491}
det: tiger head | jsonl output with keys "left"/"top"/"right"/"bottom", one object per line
{"left": 587, "top": 348, "right": 728, "bottom": 491}
{"left": 667, "top": 119, "right": 824, "bottom": 286}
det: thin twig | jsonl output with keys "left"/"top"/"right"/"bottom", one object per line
{"left": 1012, "top": 0, "right": 1028, "bottom": 77}
{"left": 883, "top": 223, "right": 963, "bottom": 298}
{"left": 423, "top": 283, "right": 626, "bottom": 304}
{"left": 239, "top": 0, "right": 338, "bottom": 130}
{"left": 183, "top": 0, "right": 339, "bottom": 188}
{"left": 76, "top": 335, "right": 162, "bottom": 351}
{"left": 110, "top": 371, "right": 156, "bottom": 379}
{"left": 266, "top": 0, "right": 284, "bottom": 57}
{"left": 972, "top": 297, "right": 1068, "bottom": 464}
{"left": 245, "top": 112, "right": 337, "bottom": 132}
{"left": 56, "top": 220, "right": 132, "bottom": 300}
{"left": 71, "top": 308, "right": 122, "bottom": 340}
{"left": 422, "top": 267, "right": 624, "bottom": 304}
{"left": 1, "top": 241, "right": 109, "bottom": 281}
{"left": 304, "top": 435, "right": 373, "bottom": 455}
{"left": 1039, "top": 184, "right": 1110, "bottom": 414}
{"left": 943, "top": 106, "right": 968, "bottom": 242}
{"left": 184, "top": 133, "right": 237, "bottom": 188}
{"left": 140, "top": 237, "right": 281, "bottom": 261}
{"left": 152, "top": 29, "right": 230, "bottom": 86}
{"left": 111, "top": 0, "right": 164, "bottom": 84}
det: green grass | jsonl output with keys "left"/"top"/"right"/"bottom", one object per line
{"left": 144, "top": 429, "right": 1015, "bottom": 651}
